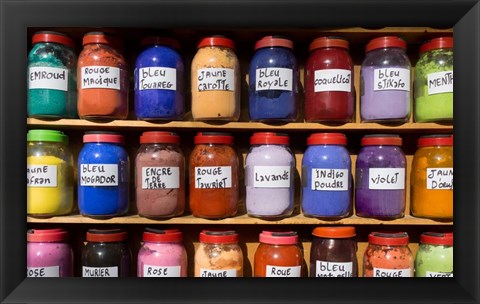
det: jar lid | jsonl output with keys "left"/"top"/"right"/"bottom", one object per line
{"left": 27, "top": 228, "right": 68, "bottom": 242}
{"left": 27, "top": 129, "right": 68, "bottom": 144}
{"left": 420, "top": 37, "right": 453, "bottom": 54}
{"left": 420, "top": 232, "right": 453, "bottom": 246}
{"left": 417, "top": 134, "right": 453, "bottom": 147}
{"left": 199, "top": 230, "right": 238, "bottom": 244}
{"left": 140, "top": 131, "right": 180, "bottom": 145}
{"left": 254, "top": 36, "right": 293, "bottom": 50}
{"left": 307, "top": 133, "right": 347, "bottom": 146}
{"left": 368, "top": 232, "right": 409, "bottom": 246}
{"left": 197, "top": 36, "right": 235, "bottom": 50}
{"left": 361, "top": 134, "right": 402, "bottom": 146}
{"left": 83, "top": 31, "right": 121, "bottom": 46}
{"left": 83, "top": 131, "right": 124, "bottom": 144}
{"left": 250, "top": 132, "right": 289, "bottom": 145}
{"left": 143, "top": 228, "right": 183, "bottom": 243}
{"left": 312, "top": 226, "right": 356, "bottom": 238}
{"left": 259, "top": 231, "right": 298, "bottom": 245}
{"left": 194, "top": 132, "right": 234, "bottom": 145}
{"left": 309, "top": 36, "right": 349, "bottom": 51}
{"left": 366, "top": 36, "right": 407, "bottom": 52}
{"left": 86, "top": 229, "right": 128, "bottom": 242}
{"left": 32, "top": 31, "right": 75, "bottom": 49}
{"left": 140, "top": 36, "right": 181, "bottom": 50}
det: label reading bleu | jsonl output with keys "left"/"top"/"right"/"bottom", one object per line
{"left": 311, "top": 169, "right": 348, "bottom": 191}
{"left": 426, "top": 168, "right": 453, "bottom": 190}
{"left": 83, "top": 266, "right": 118, "bottom": 277}
{"left": 373, "top": 268, "right": 411, "bottom": 277}
{"left": 27, "top": 165, "right": 57, "bottom": 187}
{"left": 27, "top": 266, "right": 60, "bottom": 277}
{"left": 368, "top": 168, "right": 405, "bottom": 190}
{"left": 80, "top": 164, "right": 118, "bottom": 186}
{"left": 427, "top": 71, "right": 453, "bottom": 95}
{"left": 374, "top": 68, "right": 410, "bottom": 91}
{"left": 142, "top": 167, "right": 180, "bottom": 190}
{"left": 197, "top": 68, "right": 234, "bottom": 91}
{"left": 195, "top": 166, "right": 232, "bottom": 189}
{"left": 315, "top": 261, "right": 353, "bottom": 277}
{"left": 29, "top": 67, "right": 68, "bottom": 91}
{"left": 255, "top": 68, "right": 293, "bottom": 91}
{"left": 138, "top": 67, "right": 176, "bottom": 91}
{"left": 266, "top": 265, "right": 301, "bottom": 277}
{"left": 314, "top": 69, "right": 351, "bottom": 92}
{"left": 200, "top": 268, "right": 237, "bottom": 277}
{"left": 143, "top": 265, "right": 181, "bottom": 277}
{"left": 253, "top": 166, "right": 290, "bottom": 188}
{"left": 426, "top": 271, "right": 453, "bottom": 277}
{"left": 81, "top": 66, "right": 121, "bottom": 90}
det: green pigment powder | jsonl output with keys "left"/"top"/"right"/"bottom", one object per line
{"left": 415, "top": 243, "right": 453, "bottom": 277}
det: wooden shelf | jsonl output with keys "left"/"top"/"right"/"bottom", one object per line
{"left": 27, "top": 214, "right": 453, "bottom": 225}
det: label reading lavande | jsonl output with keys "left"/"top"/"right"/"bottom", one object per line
{"left": 426, "top": 168, "right": 453, "bottom": 190}
{"left": 253, "top": 166, "right": 290, "bottom": 188}
{"left": 255, "top": 68, "right": 293, "bottom": 91}
{"left": 200, "top": 268, "right": 237, "bottom": 277}
{"left": 80, "top": 164, "right": 118, "bottom": 186}
{"left": 311, "top": 168, "right": 349, "bottom": 191}
{"left": 138, "top": 67, "right": 176, "bottom": 91}
{"left": 316, "top": 261, "right": 353, "bottom": 277}
{"left": 29, "top": 67, "right": 68, "bottom": 91}
{"left": 81, "top": 66, "right": 121, "bottom": 90}
{"left": 195, "top": 166, "right": 232, "bottom": 189}
{"left": 27, "top": 165, "right": 57, "bottom": 187}
{"left": 368, "top": 168, "right": 405, "bottom": 190}
{"left": 142, "top": 167, "right": 180, "bottom": 190}
{"left": 27, "top": 266, "right": 60, "bottom": 277}
{"left": 197, "top": 68, "right": 234, "bottom": 92}
{"left": 83, "top": 266, "right": 118, "bottom": 277}
{"left": 143, "top": 265, "right": 181, "bottom": 277}
{"left": 266, "top": 265, "right": 301, "bottom": 277}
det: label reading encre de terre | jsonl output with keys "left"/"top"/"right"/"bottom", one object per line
{"left": 141, "top": 167, "right": 180, "bottom": 190}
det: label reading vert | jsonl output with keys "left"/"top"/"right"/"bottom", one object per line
{"left": 426, "top": 271, "right": 453, "bottom": 277}
{"left": 311, "top": 168, "right": 349, "bottom": 191}
{"left": 81, "top": 66, "right": 121, "bottom": 90}
{"left": 266, "top": 265, "right": 301, "bottom": 277}
{"left": 315, "top": 261, "right": 353, "bottom": 277}
{"left": 255, "top": 67, "right": 293, "bottom": 91}
{"left": 426, "top": 168, "right": 453, "bottom": 190}
{"left": 143, "top": 265, "right": 181, "bottom": 277}
{"left": 200, "top": 268, "right": 237, "bottom": 277}
{"left": 368, "top": 168, "right": 405, "bottom": 190}
{"left": 197, "top": 68, "right": 235, "bottom": 92}
{"left": 314, "top": 69, "right": 351, "bottom": 92}
{"left": 27, "top": 165, "right": 57, "bottom": 187}
{"left": 138, "top": 67, "right": 176, "bottom": 91}
{"left": 80, "top": 164, "right": 118, "bottom": 186}
{"left": 29, "top": 67, "right": 68, "bottom": 91}
{"left": 141, "top": 167, "right": 180, "bottom": 190}
{"left": 82, "top": 266, "right": 118, "bottom": 277}
{"left": 194, "top": 166, "right": 232, "bottom": 189}
{"left": 27, "top": 266, "right": 60, "bottom": 277}
{"left": 427, "top": 71, "right": 453, "bottom": 95}
{"left": 253, "top": 166, "right": 290, "bottom": 188}
{"left": 373, "top": 268, "right": 411, "bottom": 277}
{"left": 373, "top": 68, "right": 410, "bottom": 91}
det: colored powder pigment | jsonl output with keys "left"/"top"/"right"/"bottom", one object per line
{"left": 194, "top": 244, "right": 243, "bottom": 277}
{"left": 415, "top": 233, "right": 453, "bottom": 277}
{"left": 364, "top": 245, "right": 413, "bottom": 277}
{"left": 27, "top": 242, "right": 73, "bottom": 277}
{"left": 137, "top": 242, "right": 187, "bottom": 277}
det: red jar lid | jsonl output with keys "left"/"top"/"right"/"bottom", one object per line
{"left": 141, "top": 36, "right": 181, "bottom": 50}
{"left": 259, "top": 231, "right": 298, "bottom": 245}
{"left": 32, "top": 31, "right": 75, "bottom": 49}
{"left": 83, "top": 131, "right": 124, "bottom": 144}
{"left": 140, "top": 131, "right": 180, "bottom": 145}
{"left": 143, "top": 228, "right": 183, "bottom": 243}
{"left": 197, "top": 36, "right": 235, "bottom": 50}
{"left": 254, "top": 36, "right": 293, "bottom": 50}
{"left": 420, "top": 37, "right": 453, "bottom": 54}
{"left": 312, "top": 226, "right": 356, "bottom": 238}
{"left": 86, "top": 229, "right": 128, "bottom": 243}
{"left": 307, "top": 133, "right": 347, "bottom": 146}
{"left": 368, "top": 232, "right": 409, "bottom": 246}
{"left": 27, "top": 228, "right": 68, "bottom": 242}
{"left": 361, "top": 134, "right": 402, "bottom": 146}
{"left": 420, "top": 232, "right": 453, "bottom": 246}
{"left": 194, "top": 132, "right": 233, "bottom": 145}
{"left": 83, "top": 32, "right": 121, "bottom": 46}
{"left": 199, "top": 230, "right": 238, "bottom": 244}
{"left": 417, "top": 134, "right": 453, "bottom": 147}
{"left": 366, "top": 36, "right": 407, "bottom": 52}
{"left": 309, "top": 37, "right": 349, "bottom": 52}
{"left": 250, "top": 132, "right": 289, "bottom": 145}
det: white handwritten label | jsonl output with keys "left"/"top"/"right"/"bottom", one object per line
{"left": 27, "top": 266, "right": 60, "bottom": 277}
{"left": 427, "top": 71, "right": 453, "bottom": 95}
{"left": 82, "top": 266, "right": 118, "bottom": 277}
{"left": 143, "top": 265, "right": 181, "bottom": 277}
{"left": 141, "top": 167, "right": 179, "bottom": 190}
{"left": 138, "top": 67, "right": 176, "bottom": 91}
{"left": 373, "top": 68, "right": 410, "bottom": 91}
{"left": 427, "top": 168, "right": 453, "bottom": 190}
{"left": 368, "top": 168, "right": 405, "bottom": 190}
{"left": 27, "top": 165, "right": 57, "bottom": 187}
{"left": 81, "top": 66, "right": 121, "bottom": 90}
{"left": 253, "top": 166, "right": 290, "bottom": 188}
{"left": 29, "top": 67, "right": 68, "bottom": 91}
{"left": 266, "top": 265, "right": 301, "bottom": 277}
{"left": 373, "top": 267, "right": 411, "bottom": 277}
{"left": 195, "top": 166, "right": 232, "bottom": 189}
{"left": 200, "top": 268, "right": 237, "bottom": 277}
{"left": 80, "top": 164, "right": 118, "bottom": 186}
{"left": 255, "top": 67, "right": 292, "bottom": 91}
{"left": 197, "top": 68, "right": 234, "bottom": 91}
{"left": 426, "top": 271, "right": 453, "bottom": 277}
{"left": 314, "top": 69, "right": 351, "bottom": 92}
{"left": 316, "top": 261, "right": 353, "bottom": 277}
{"left": 311, "top": 169, "right": 349, "bottom": 191}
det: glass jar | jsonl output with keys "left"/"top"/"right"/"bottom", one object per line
{"left": 304, "top": 37, "right": 354, "bottom": 123}
{"left": 302, "top": 133, "right": 352, "bottom": 219}
{"left": 137, "top": 228, "right": 187, "bottom": 277}
{"left": 78, "top": 132, "right": 129, "bottom": 218}
{"left": 363, "top": 232, "right": 414, "bottom": 277}
{"left": 360, "top": 36, "right": 411, "bottom": 122}
{"left": 27, "top": 129, "right": 74, "bottom": 217}
{"left": 191, "top": 36, "right": 240, "bottom": 121}
{"left": 254, "top": 231, "right": 303, "bottom": 277}
{"left": 411, "top": 135, "right": 453, "bottom": 219}
{"left": 27, "top": 228, "right": 73, "bottom": 277}
{"left": 77, "top": 32, "right": 129, "bottom": 120}
{"left": 135, "top": 131, "right": 185, "bottom": 219}
{"left": 189, "top": 132, "right": 239, "bottom": 219}
{"left": 248, "top": 36, "right": 298, "bottom": 121}
{"left": 310, "top": 226, "right": 357, "bottom": 277}
{"left": 355, "top": 134, "right": 406, "bottom": 219}
{"left": 27, "top": 31, "right": 77, "bottom": 118}
{"left": 245, "top": 132, "right": 295, "bottom": 219}
{"left": 134, "top": 36, "right": 184, "bottom": 120}
{"left": 82, "top": 229, "right": 131, "bottom": 277}
{"left": 415, "top": 232, "right": 453, "bottom": 277}
{"left": 194, "top": 230, "right": 243, "bottom": 277}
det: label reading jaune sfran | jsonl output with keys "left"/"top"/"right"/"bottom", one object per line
{"left": 27, "top": 165, "right": 57, "bottom": 187}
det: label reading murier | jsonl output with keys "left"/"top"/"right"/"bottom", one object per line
{"left": 138, "top": 67, "right": 176, "bottom": 91}
{"left": 314, "top": 69, "right": 351, "bottom": 92}
{"left": 427, "top": 71, "right": 453, "bottom": 95}
{"left": 81, "top": 66, "right": 121, "bottom": 90}
{"left": 83, "top": 266, "right": 118, "bottom": 277}
{"left": 142, "top": 167, "right": 180, "bottom": 190}
{"left": 29, "top": 67, "right": 68, "bottom": 91}
{"left": 373, "top": 68, "right": 410, "bottom": 91}
{"left": 255, "top": 67, "right": 293, "bottom": 91}
{"left": 27, "top": 266, "right": 60, "bottom": 277}
{"left": 426, "top": 271, "right": 453, "bottom": 277}
{"left": 143, "top": 265, "right": 181, "bottom": 277}
{"left": 266, "top": 265, "right": 301, "bottom": 277}
{"left": 368, "top": 168, "right": 405, "bottom": 190}
{"left": 373, "top": 267, "right": 411, "bottom": 277}
{"left": 311, "top": 169, "right": 349, "bottom": 191}
{"left": 200, "top": 268, "right": 237, "bottom": 277}
{"left": 197, "top": 68, "right": 234, "bottom": 92}
{"left": 253, "top": 166, "right": 290, "bottom": 188}
{"left": 27, "top": 165, "right": 57, "bottom": 187}
{"left": 195, "top": 166, "right": 232, "bottom": 189}
{"left": 426, "top": 168, "right": 453, "bottom": 190}
{"left": 80, "top": 164, "right": 118, "bottom": 186}
{"left": 315, "top": 261, "right": 353, "bottom": 277}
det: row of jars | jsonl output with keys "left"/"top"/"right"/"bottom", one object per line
{"left": 27, "top": 130, "right": 453, "bottom": 220}
{"left": 27, "top": 227, "right": 453, "bottom": 278}
{"left": 27, "top": 31, "right": 453, "bottom": 123}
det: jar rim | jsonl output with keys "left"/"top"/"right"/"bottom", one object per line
{"left": 420, "top": 36, "right": 453, "bottom": 54}
{"left": 197, "top": 36, "right": 235, "bottom": 50}
{"left": 140, "top": 36, "right": 181, "bottom": 50}
{"left": 312, "top": 226, "right": 356, "bottom": 238}
{"left": 194, "top": 132, "right": 233, "bottom": 145}
{"left": 83, "top": 131, "right": 124, "bottom": 144}
{"left": 32, "top": 31, "right": 75, "bottom": 49}
{"left": 307, "top": 133, "right": 347, "bottom": 146}
{"left": 254, "top": 36, "right": 293, "bottom": 50}
{"left": 309, "top": 36, "right": 349, "bottom": 51}
{"left": 368, "top": 231, "right": 409, "bottom": 246}
{"left": 420, "top": 232, "right": 453, "bottom": 246}
{"left": 199, "top": 230, "right": 238, "bottom": 244}
{"left": 143, "top": 228, "right": 183, "bottom": 243}
{"left": 86, "top": 229, "right": 127, "bottom": 242}
{"left": 259, "top": 230, "right": 298, "bottom": 245}
{"left": 366, "top": 36, "right": 406, "bottom": 52}
{"left": 250, "top": 132, "right": 289, "bottom": 145}
{"left": 27, "top": 228, "right": 68, "bottom": 242}
{"left": 361, "top": 134, "right": 402, "bottom": 146}
{"left": 140, "top": 131, "right": 180, "bottom": 144}
{"left": 27, "top": 129, "right": 68, "bottom": 144}
{"left": 417, "top": 134, "right": 453, "bottom": 147}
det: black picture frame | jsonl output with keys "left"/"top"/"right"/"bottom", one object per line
{"left": 1, "top": 0, "right": 479, "bottom": 303}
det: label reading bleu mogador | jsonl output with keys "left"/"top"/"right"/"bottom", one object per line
{"left": 80, "top": 164, "right": 118, "bottom": 186}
